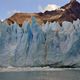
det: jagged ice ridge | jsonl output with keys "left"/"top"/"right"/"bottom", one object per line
{"left": 0, "top": 17, "right": 80, "bottom": 67}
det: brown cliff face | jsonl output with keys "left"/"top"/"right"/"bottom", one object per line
{"left": 5, "top": 0, "right": 80, "bottom": 27}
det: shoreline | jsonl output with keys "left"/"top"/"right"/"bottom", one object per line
{"left": 0, "top": 67, "right": 80, "bottom": 72}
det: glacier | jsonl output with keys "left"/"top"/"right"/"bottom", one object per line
{"left": 0, "top": 17, "right": 80, "bottom": 67}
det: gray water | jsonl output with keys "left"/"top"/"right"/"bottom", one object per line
{"left": 0, "top": 70, "right": 80, "bottom": 80}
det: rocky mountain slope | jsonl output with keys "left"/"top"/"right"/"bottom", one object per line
{"left": 5, "top": 0, "right": 80, "bottom": 26}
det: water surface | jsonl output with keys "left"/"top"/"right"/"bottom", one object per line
{"left": 0, "top": 70, "right": 80, "bottom": 80}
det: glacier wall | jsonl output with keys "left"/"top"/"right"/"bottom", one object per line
{"left": 0, "top": 17, "right": 80, "bottom": 67}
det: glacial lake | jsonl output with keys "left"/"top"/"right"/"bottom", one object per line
{"left": 0, "top": 69, "right": 80, "bottom": 80}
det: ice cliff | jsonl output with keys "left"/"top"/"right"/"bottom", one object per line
{"left": 0, "top": 17, "right": 80, "bottom": 67}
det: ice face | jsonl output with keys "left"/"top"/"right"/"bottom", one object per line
{"left": 0, "top": 17, "right": 80, "bottom": 67}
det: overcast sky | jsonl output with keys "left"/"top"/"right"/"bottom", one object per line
{"left": 0, "top": 0, "right": 80, "bottom": 20}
